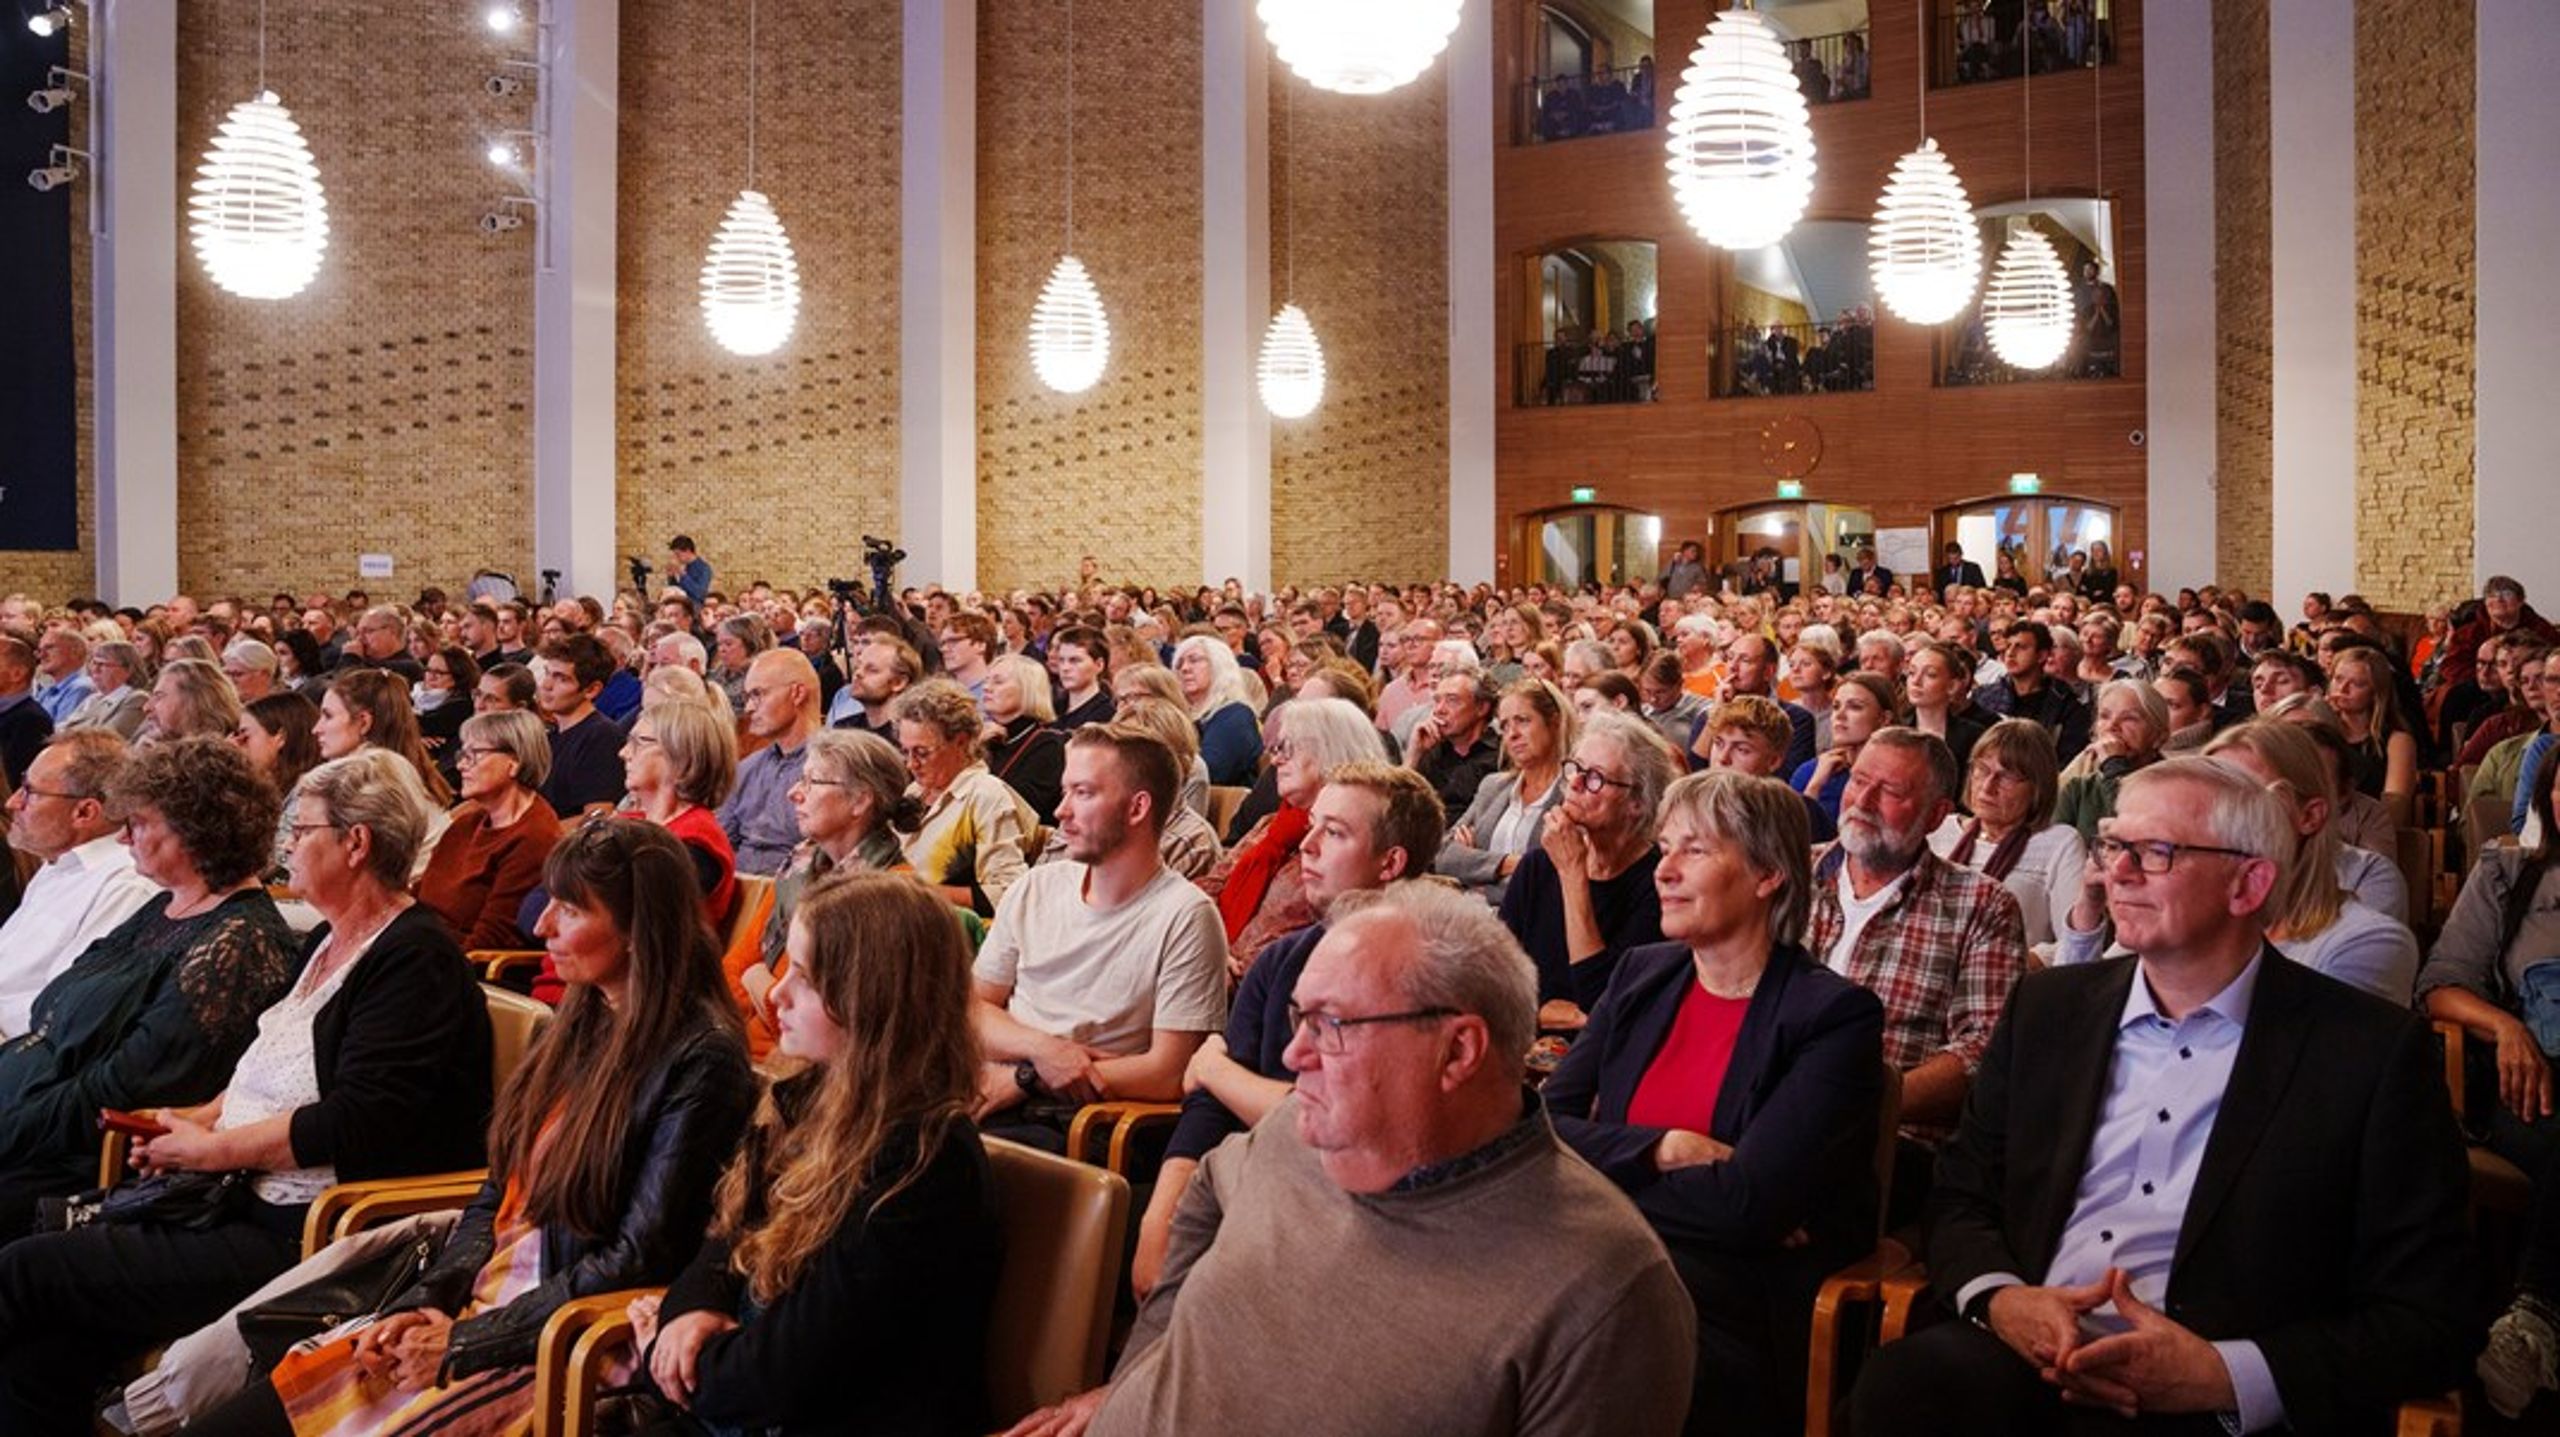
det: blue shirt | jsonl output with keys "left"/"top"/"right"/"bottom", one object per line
{"left": 2514, "top": 732, "right": 2554, "bottom": 836}
{"left": 33, "top": 671, "right": 91, "bottom": 725}
{"left": 1955, "top": 955, "right": 2285, "bottom": 1433}
{"left": 674, "top": 556, "right": 713, "bottom": 605}
{"left": 718, "top": 737, "right": 808, "bottom": 877}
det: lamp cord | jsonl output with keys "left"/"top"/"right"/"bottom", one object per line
{"left": 746, "top": 0, "right": 759, "bottom": 189}
{"left": 1285, "top": 79, "right": 1296, "bottom": 301}
{"left": 257, "top": 0, "right": 268, "bottom": 91}
{"left": 1064, "top": 0, "right": 1075, "bottom": 250}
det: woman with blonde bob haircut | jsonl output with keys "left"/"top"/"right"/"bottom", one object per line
{"left": 629, "top": 873, "right": 1001, "bottom": 1433}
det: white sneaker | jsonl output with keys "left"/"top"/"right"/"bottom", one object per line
{"left": 2480, "top": 1301, "right": 2560, "bottom": 1420}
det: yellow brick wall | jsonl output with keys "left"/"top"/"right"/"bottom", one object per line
{"left": 974, "top": 0, "right": 1204, "bottom": 592}
{"left": 1268, "top": 73, "right": 1451, "bottom": 587}
{"left": 170, "top": 1, "right": 535, "bottom": 598}
{"left": 2353, "top": 0, "right": 2474, "bottom": 609}
{"left": 616, "top": 0, "right": 902, "bottom": 594}
{"left": 2212, "top": 0, "right": 2273, "bottom": 597}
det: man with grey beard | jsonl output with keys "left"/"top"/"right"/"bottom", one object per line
{"left": 1805, "top": 728, "right": 2028, "bottom": 1221}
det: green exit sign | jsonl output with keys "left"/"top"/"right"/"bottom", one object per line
{"left": 2008, "top": 473, "right": 2042, "bottom": 495}
{"left": 1570, "top": 486, "right": 1597, "bottom": 504}
{"left": 1775, "top": 479, "right": 1805, "bottom": 499}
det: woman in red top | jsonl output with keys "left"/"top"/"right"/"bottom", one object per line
{"left": 1542, "top": 770, "right": 1886, "bottom": 1437}
{"left": 415, "top": 709, "right": 561, "bottom": 951}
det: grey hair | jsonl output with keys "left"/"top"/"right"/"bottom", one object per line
{"left": 1657, "top": 770, "right": 1813, "bottom": 946}
{"left": 460, "top": 709, "right": 552, "bottom": 792}
{"left": 1562, "top": 639, "right": 1613, "bottom": 675}
{"left": 1854, "top": 630, "right": 1905, "bottom": 664}
{"left": 1279, "top": 696, "right": 1389, "bottom": 775}
{"left": 222, "top": 638, "right": 279, "bottom": 674}
{"left": 1574, "top": 710, "right": 1681, "bottom": 839}
{"left": 2117, "top": 757, "right": 2295, "bottom": 921}
{"left": 1861, "top": 727, "right": 1962, "bottom": 809}
{"left": 1327, "top": 880, "right": 1538, "bottom": 1080}
{"left": 802, "top": 726, "right": 919, "bottom": 824}
{"left": 2096, "top": 677, "right": 2171, "bottom": 755}
{"left": 300, "top": 748, "right": 432, "bottom": 888}
{"left": 1172, "top": 634, "right": 1251, "bottom": 720}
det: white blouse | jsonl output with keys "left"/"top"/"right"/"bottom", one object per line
{"left": 218, "top": 921, "right": 387, "bottom": 1205}
{"left": 1928, "top": 817, "right": 2087, "bottom": 952}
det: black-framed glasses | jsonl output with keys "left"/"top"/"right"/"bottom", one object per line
{"left": 13, "top": 785, "right": 89, "bottom": 803}
{"left": 1286, "top": 1002, "right": 1460, "bottom": 1055}
{"left": 2092, "top": 835, "right": 2255, "bottom": 875}
{"left": 287, "top": 820, "right": 345, "bottom": 842}
{"left": 456, "top": 745, "right": 508, "bottom": 765}
{"left": 794, "top": 775, "right": 851, "bottom": 791}
{"left": 1561, "top": 759, "right": 1633, "bottom": 795}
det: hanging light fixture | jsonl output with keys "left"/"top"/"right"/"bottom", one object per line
{"left": 189, "top": 0, "right": 329, "bottom": 300}
{"left": 700, "top": 0, "right": 799, "bottom": 356}
{"left": 1868, "top": 1, "right": 1978, "bottom": 324}
{"left": 1256, "top": 0, "right": 1461, "bottom": 96}
{"left": 1030, "top": 0, "right": 1110, "bottom": 394}
{"left": 1260, "top": 81, "right": 1326, "bottom": 418}
{"left": 1980, "top": 54, "right": 2070, "bottom": 369}
{"left": 1664, "top": 6, "right": 1815, "bottom": 251}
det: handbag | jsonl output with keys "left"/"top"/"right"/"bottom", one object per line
{"left": 235, "top": 1223, "right": 443, "bottom": 1370}
{"left": 31, "top": 1170, "right": 251, "bottom": 1237}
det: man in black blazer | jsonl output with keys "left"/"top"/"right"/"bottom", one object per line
{"left": 1849, "top": 758, "right": 2476, "bottom": 1435}
{"left": 1936, "top": 542, "right": 1989, "bottom": 594}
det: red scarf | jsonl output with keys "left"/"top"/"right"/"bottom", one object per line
{"left": 1217, "top": 803, "right": 1312, "bottom": 943}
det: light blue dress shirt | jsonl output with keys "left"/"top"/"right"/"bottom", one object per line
{"left": 33, "top": 671, "right": 91, "bottom": 725}
{"left": 1955, "top": 955, "right": 2285, "bottom": 1433}
{"left": 2513, "top": 732, "right": 2554, "bottom": 836}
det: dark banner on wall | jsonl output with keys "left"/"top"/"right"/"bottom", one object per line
{"left": 0, "top": 12, "right": 79, "bottom": 552}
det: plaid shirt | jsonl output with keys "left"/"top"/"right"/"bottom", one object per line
{"left": 1808, "top": 845, "right": 2027, "bottom": 1126}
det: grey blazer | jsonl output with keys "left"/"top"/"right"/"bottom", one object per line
{"left": 1433, "top": 770, "right": 1563, "bottom": 902}
{"left": 61, "top": 686, "right": 145, "bottom": 740}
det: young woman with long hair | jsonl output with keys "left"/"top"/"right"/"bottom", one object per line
{"left": 186, "top": 819, "right": 755, "bottom": 1437}
{"left": 629, "top": 872, "right": 1000, "bottom": 1434}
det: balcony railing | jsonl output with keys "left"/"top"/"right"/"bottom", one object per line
{"left": 1711, "top": 321, "right": 1875, "bottom": 399}
{"left": 1933, "top": 0, "right": 2113, "bottom": 87}
{"left": 1788, "top": 28, "right": 1872, "bottom": 105}
{"left": 1516, "top": 338, "right": 1658, "bottom": 407}
{"left": 1516, "top": 62, "right": 1658, "bottom": 145}
{"left": 1936, "top": 300, "right": 2122, "bottom": 386}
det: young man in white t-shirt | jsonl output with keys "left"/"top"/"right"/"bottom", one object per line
{"left": 971, "top": 723, "right": 1230, "bottom": 1148}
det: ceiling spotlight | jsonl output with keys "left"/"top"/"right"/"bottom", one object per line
{"left": 484, "top": 5, "right": 518, "bottom": 34}
{"left": 483, "top": 73, "right": 524, "bottom": 97}
{"left": 27, "top": 161, "right": 79, "bottom": 192}
{"left": 27, "top": 6, "right": 73, "bottom": 37}
{"left": 478, "top": 211, "right": 525, "bottom": 234}
{"left": 26, "top": 86, "right": 74, "bottom": 114}
{"left": 486, "top": 141, "right": 516, "bottom": 166}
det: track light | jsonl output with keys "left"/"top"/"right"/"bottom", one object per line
{"left": 27, "top": 152, "right": 79, "bottom": 191}
{"left": 484, "top": 73, "right": 524, "bottom": 97}
{"left": 486, "top": 141, "right": 515, "bottom": 166}
{"left": 26, "top": 86, "right": 74, "bottom": 114}
{"left": 478, "top": 211, "right": 524, "bottom": 233}
{"left": 27, "top": 6, "right": 74, "bottom": 37}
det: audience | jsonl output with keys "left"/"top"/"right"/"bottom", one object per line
{"left": 1502, "top": 709, "right": 1681, "bottom": 1025}
{"left": 0, "top": 635, "right": 50, "bottom": 789}
{"left": 1793, "top": 670, "right": 1900, "bottom": 825}
{"left": 893, "top": 678, "right": 1031, "bottom": 916}
{"left": 1405, "top": 670, "right": 1503, "bottom": 817}
{"left": 2050, "top": 676, "right": 2168, "bottom": 841}
{"left": 1174, "top": 635, "right": 1263, "bottom": 787}
{"left": 983, "top": 653, "right": 1067, "bottom": 825}
{"left": 1437, "top": 677, "right": 1573, "bottom": 903}
{"left": 719, "top": 647, "right": 821, "bottom": 875}
{"left": 1972, "top": 621, "right": 2091, "bottom": 760}
{"left": 534, "top": 632, "right": 629, "bottom": 815}
{"left": 618, "top": 697, "right": 743, "bottom": 932}
{"left": 414, "top": 709, "right": 561, "bottom": 951}
{"left": 1927, "top": 718, "right": 2084, "bottom": 951}
{"left": 32, "top": 626, "right": 94, "bottom": 723}
{"left": 1202, "top": 697, "right": 1387, "bottom": 977}
{"left": 62, "top": 639, "right": 146, "bottom": 739}
{"left": 0, "top": 732, "right": 158, "bottom": 1041}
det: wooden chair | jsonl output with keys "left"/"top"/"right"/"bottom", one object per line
{"left": 1207, "top": 785, "right": 1250, "bottom": 839}
{"left": 2393, "top": 827, "right": 2436, "bottom": 936}
{"left": 300, "top": 1170, "right": 487, "bottom": 1258}
{"left": 2434, "top": 1020, "right": 2532, "bottom": 1218}
{"left": 1803, "top": 1064, "right": 1908, "bottom": 1437}
{"left": 1066, "top": 1100, "right": 1183, "bottom": 1177}
{"left": 528, "top": 1136, "right": 1132, "bottom": 1437}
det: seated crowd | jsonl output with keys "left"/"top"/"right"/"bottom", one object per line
{"left": 0, "top": 551, "right": 2549, "bottom": 1434}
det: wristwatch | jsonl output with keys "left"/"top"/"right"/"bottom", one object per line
{"left": 1014, "top": 1059, "right": 1043, "bottom": 1095}
{"left": 1961, "top": 1287, "right": 2002, "bottom": 1330}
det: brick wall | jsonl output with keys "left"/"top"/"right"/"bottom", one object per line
{"left": 2212, "top": 0, "right": 2273, "bottom": 597}
{"left": 2352, "top": 0, "right": 2474, "bottom": 609}
{"left": 1268, "top": 73, "right": 1451, "bottom": 587}
{"left": 169, "top": 0, "right": 534, "bottom": 598}
{"left": 974, "top": 0, "right": 1204, "bottom": 593}
{"left": 616, "top": 0, "right": 902, "bottom": 594}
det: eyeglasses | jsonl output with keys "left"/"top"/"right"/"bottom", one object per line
{"left": 2091, "top": 835, "right": 2255, "bottom": 875}
{"left": 794, "top": 775, "right": 851, "bottom": 791}
{"left": 456, "top": 744, "right": 508, "bottom": 765}
{"left": 288, "top": 820, "right": 344, "bottom": 841}
{"left": 13, "top": 785, "right": 88, "bottom": 803}
{"left": 1561, "top": 759, "right": 1633, "bottom": 795}
{"left": 1286, "top": 1002, "right": 1460, "bottom": 1055}
{"left": 626, "top": 733, "right": 661, "bottom": 750}
{"left": 1264, "top": 739, "right": 1295, "bottom": 761}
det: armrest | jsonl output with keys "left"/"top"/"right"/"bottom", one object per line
{"left": 98, "top": 1130, "right": 130, "bottom": 1190}
{"left": 2433, "top": 1020, "right": 2467, "bottom": 1118}
{"left": 531, "top": 1288, "right": 659, "bottom": 1437}
{"left": 1877, "top": 1263, "right": 1932, "bottom": 1344}
{"left": 2395, "top": 1391, "right": 2461, "bottom": 1437}
{"left": 303, "top": 1170, "right": 488, "bottom": 1257}
{"left": 475, "top": 949, "right": 547, "bottom": 984}
{"left": 1805, "top": 1237, "right": 1914, "bottom": 1437}
{"left": 1065, "top": 1101, "right": 1183, "bottom": 1175}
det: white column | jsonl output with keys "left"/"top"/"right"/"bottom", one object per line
{"left": 1444, "top": 0, "right": 1495, "bottom": 585}
{"left": 901, "top": 0, "right": 977, "bottom": 590}
{"left": 2475, "top": 0, "right": 2559, "bottom": 592}
{"left": 2267, "top": 0, "right": 2356, "bottom": 604}
{"left": 92, "top": 0, "right": 179, "bottom": 605}
{"left": 1201, "top": 0, "right": 1270, "bottom": 591}
{"left": 2140, "top": 0, "right": 2214, "bottom": 593}
{"left": 531, "top": 0, "right": 618, "bottom": 601}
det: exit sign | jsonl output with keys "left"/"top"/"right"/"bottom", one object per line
{"left": 1775, "top": 479, "right": 1805, "bottom": 499}
{"left": 2008, "top": 473, "right": 2042, "bottom": 495}
{"left": 1570, "top": 486, "right": 1597, "bottom": 504}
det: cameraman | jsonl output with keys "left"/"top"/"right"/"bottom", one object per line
{"left": 667, "top": 534, "right": 714, "bottom": 606}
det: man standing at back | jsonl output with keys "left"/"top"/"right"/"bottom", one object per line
{"left": 1010, "top": 881, "right": 1696, "bottom": 1437}
{"left": 970, "top": 725, "right": 1230, "bottom": 1151}
{"left": 667, "top": 534, "right": 714, "bottom": 607}
{"left": 1850, "top": 758, "right": 2474, "bottom": 1434}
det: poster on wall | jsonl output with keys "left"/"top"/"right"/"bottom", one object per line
{"left": 1875, "top": 527, "right": 1930, "bottom": 581}
{"left": 0, "top": 20, "right": 79, "bottom": 552}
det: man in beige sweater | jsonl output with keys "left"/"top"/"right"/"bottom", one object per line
{"left": 1005, "top": 882, "right": 1695, "bottom": 1437}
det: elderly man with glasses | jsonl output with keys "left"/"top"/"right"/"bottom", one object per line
{"left": 30, "top": 628, "right": 93, "bottom": 727}
{"left": 1008, "top": 880, "right": 1695, "bottom": 1437}
{"left": 0, "top": 732, "right": 156, "bottom": 1040}
{"left": 1850, "top": 756, "right": 2476, "bottom": 1436}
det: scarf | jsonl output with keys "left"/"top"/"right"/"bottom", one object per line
{"left": 1217, "top": 803, "right": 1312, "bottom": 944}
{"left": 1946, "top": 817, "right": 2032, "bottom": 882}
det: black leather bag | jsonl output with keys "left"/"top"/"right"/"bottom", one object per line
{"left": 30, "top": 1170, "right": 251, "bottom": 1236}
{"left": 235, "top": 1224, "right": 443, "bottom": 1371}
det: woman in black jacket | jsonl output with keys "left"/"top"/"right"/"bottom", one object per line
{"left": 633, "top": 870, "right": 999, "bottom": 1436}
{"left": 186, "top": 818, "right": 753, "bottom": 1437}
{"left": 0, "top": 748, "right": 491, "bottom": 1433}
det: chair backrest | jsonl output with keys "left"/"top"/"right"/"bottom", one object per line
{"left": 482, "top": 983, "right": 554, "bottom": 1094}
{"left": 983, "top": 1136, "right": 1131, "bottom": 1425}
{"left": 727, "top": 873, "right": 776, "bottom": 950}
{"left": 1207, "top": 785, "right": 1249, "bottom": 838}
{"left": 1870, "top": 1062, "right": 1904, "bottom": 1241}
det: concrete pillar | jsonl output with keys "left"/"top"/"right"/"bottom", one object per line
{"left": 1445, "top": 0, "right": 1496, "bottom": 585}
{"left": 2267, "top": 0, "right": 2356, "bottom": 605}
{"left": 2474, "top": 0, "right": 2560, "bottom": 593}
{"left": 531, "top": 0, "right": 619, "bottom": 601}
{"left": 900, "top": 0, "right": 977, "bottom": 590}
{"left": 2140, "top": 0, "right": 2214, "bottom": 593}
{"left": 92, "top": 0, "right": 179, "bottom": 605}
{"left": 1201, "top": 0, "right": 1271, "bottom": 591}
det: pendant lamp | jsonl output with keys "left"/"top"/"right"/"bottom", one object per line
{"left": 1980, "top": 56, "right": 2069, "bottom": 369}
{"left": 1260, "top": 82, "right": 1326, "bottom": 418}
{"left": 1030, "top": 0, "right": 1111, "bottom": 393}
{"left": 1664, "top": 7, "right": 1815, "bottom": 251}
{"left": 700, "top": 0, "right": 800, "bottom": 356}
{"left": 1257, "top": 0, "right": 1462, "bottom": 96}
{"left": 1869, "top": 4, "right": 1979, "bottom": 325}
{"left": 190, "top": 3, "right": 328, "bottom": 301}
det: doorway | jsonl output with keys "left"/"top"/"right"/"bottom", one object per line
{"left": 1515, "top": 504, "right": 1664, "bottom": 588}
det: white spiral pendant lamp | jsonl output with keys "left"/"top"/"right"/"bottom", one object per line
{"left": 1030, "top": 255, "right": 1111, "bottom": 393}
{"left": 190, "top": 90, "right": 330, "bottom": 300}
{"left": 1870, "top": 139, "right": 1980, "bottom": 324}
{"left": 1664, "top": 8, "right": 1815, "bottom": 251}
{"left": 1256, "top": 0, "right": 1462, "bottom": 96}
{"left": 1982, "top": 226, "right": 2073, "bottom": 370}
{"left": 1258, "top": 303, "right": 1326, "bottom": 419}
{"left": 699, "top": 189, "right": 800, "bottom": 357}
